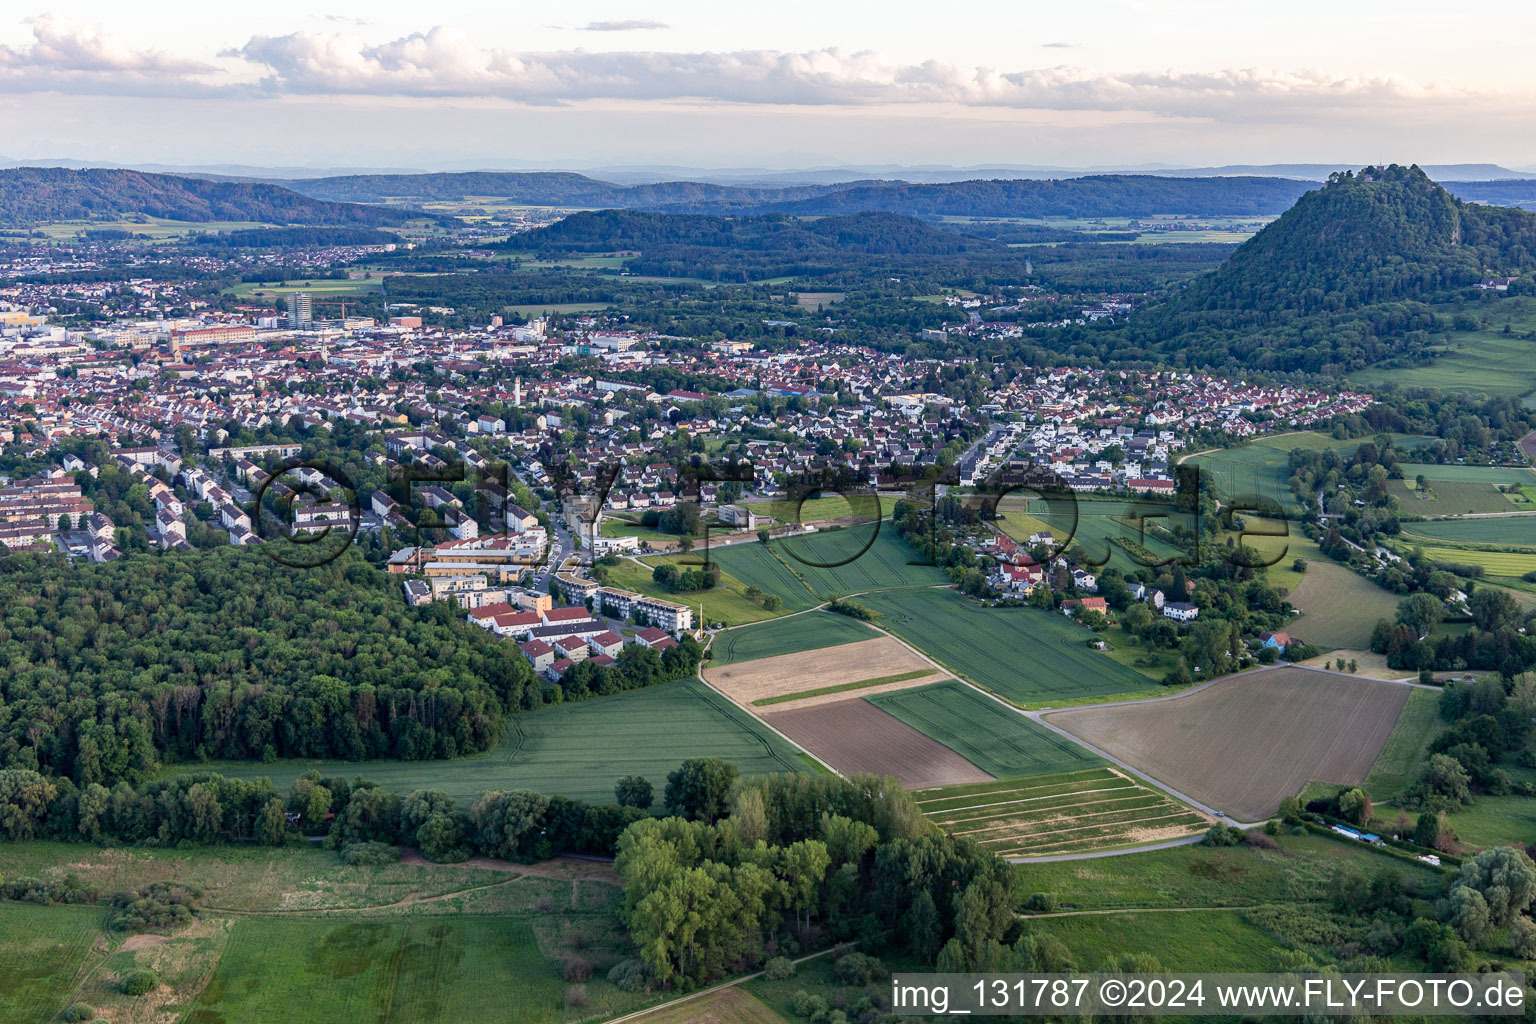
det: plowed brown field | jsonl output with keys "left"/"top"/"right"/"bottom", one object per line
{"left": 1044, "top": 667, "right": 1411, "bottom": 820}
{"left": 763, "top": 698, "right": 992, "bottom": 788}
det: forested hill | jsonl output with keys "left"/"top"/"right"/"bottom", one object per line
{"left": 1119, "top": 165, "right": 1536, "bottom": 372}
{"left": 287, "top": 169, "right": 1312, "bottom": 219}
{"left": 661, "top": 175, "right": 1313, "bottom": 218}
{"left": 515, "top": 209, "right": 1001, "bottom": 256}
{"left": 0, "top": 167, "right": 440, "bottom": 227}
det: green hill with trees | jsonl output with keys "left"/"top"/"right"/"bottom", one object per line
{"left": 0, "top": 167, "right": 442, "bottom": 227}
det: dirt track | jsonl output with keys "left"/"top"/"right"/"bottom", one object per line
{"left": 763, "top": 698, "right": 992, "bottom": 788}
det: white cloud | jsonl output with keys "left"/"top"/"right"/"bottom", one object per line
{"left": 0, "top": 18, "right": 1521, "bottom": 129}
{"left": 225, "top": 30, "right": 1499, "bottom": 122}
{"left": 0, "top": 15, "right": 216, "bottom": 94}
{"left": 579, "top": 20, "right": 670, "bottom": 32}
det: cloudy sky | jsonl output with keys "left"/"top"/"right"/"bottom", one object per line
{"left": 1, "top": 0, "right": 1533, "bottom": 170}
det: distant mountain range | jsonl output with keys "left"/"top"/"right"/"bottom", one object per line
{"left": 5, "top": 157, "right": 1534, "bottom": 184}
{"left": 284, "top": 171, "right": 1316, "bottom": 219}
{"left": 0, "top": 167, "right": 443, "bottom": 228}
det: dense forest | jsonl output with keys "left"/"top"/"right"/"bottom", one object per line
{"left": 0, "top": 168, "right": 440, "bottom": 227}
{"left": 0, "top": 547, "right": 696, "bottom": 787}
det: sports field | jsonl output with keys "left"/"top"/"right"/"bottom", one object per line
{"left": 855, "top": 588, "right": 1156, "bottom": 704}
{"left": 762, "top": 698, "right": 992, "bottom": 789}
{"left": 768, "top": 527, "right": 950, "bottom": 596}
{"left": 915, "top": 767, "right": 1209, "bottom": 857}
{"left": 703, "top": 636, "right": 935, "bottom": 707}
{"left": 866, "top": 681, "right": 1102, "bottom": 778}
{"left": 1046, "top": 667, "right": 1412, "bottom": 820}
{"left": 1286, "top": 560, "right": 1402, "bottom": 649}
{"left": 183, "top": 679, "right": 805, "bottom": 805}
{"left": 707, "top": 611, "right": 876, "bottom": 665}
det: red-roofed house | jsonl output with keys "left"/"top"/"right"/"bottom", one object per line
{"left": 635, "top": 626, "right": 679, "bottom": 651}
{"left": 520, "top": 639, "right": 555, "bottom": 672}
{"left": 587, "top": 630, "right": 625, "bottom": 658}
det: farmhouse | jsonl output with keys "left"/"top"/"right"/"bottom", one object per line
{"left": 1062, "top": 596, "right": 1109, "bottom": 618}
{"left": 1259, "top": 631, "right": 1292, "bottom": 649}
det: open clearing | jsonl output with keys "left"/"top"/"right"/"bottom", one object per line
{"left": 1286, "top": 560, "right": 1402, "bottom": 650}
{"left": 707, "top": 611, "right": 875, "bottom": 666}
{"left": 855, "top": 588, "right": 1155, "bottom": 704}
{"left": 605, "top": 557, "right": 794, "bottom": 627}
{"left": 762, "top": 698, "right": 991, "bottom": 789}
{"left": 704, "top": 636, "right": 936, "bottom": 707}
{"left": 915, "top": 767, "right": 1209, "bottom": 858}
{"left": 1349, "top": 301, "right": 1536, "bottom": 398}
{"left": 181, "top": 679, "right": 804, "bottom": 806}
{"left": 867, "top": 681, "right": 1103, "bottom": 778}
{"left": 1046, "top": 667, "right": 1412, "bottom": 820}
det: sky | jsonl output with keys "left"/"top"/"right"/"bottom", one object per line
{"left": 0, "top": 1, "right": 1533, "bottom": 171}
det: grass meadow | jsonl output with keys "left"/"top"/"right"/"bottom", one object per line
{"left": 707, "top": 611, "right": 876, "bottom": 666}
{"left": 171, "top": 679, "right": 806, "bottom": 805}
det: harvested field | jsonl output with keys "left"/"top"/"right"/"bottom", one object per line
{"left": 916, "top": 767, "right": 1209, "bottom": 857}
{"left": 705, "top": 636, "right": 935, "bottom": 707}
{"left": 762, "top": 699, "right": 992, "bottom": 789}
{"left": 1287, "top": 560, "right": 1401, "bottom": 650}
{"left": 1046, "top": 667, "right": 1412, "bottom": 820}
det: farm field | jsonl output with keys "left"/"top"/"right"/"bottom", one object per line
{"left": 707, "top": 611, "right": 875, "bottom": 666}
{"left": 855, "top": 588, "right": 1156, "bottom": 705}
{"left": 866, "top": 680, "right": 1103, "bottom": 778}
{"left": 1349, "top": 302, "right": 1536, "bottom": 398}
{"left": 1189, "top": 432, "right": 1438, "bottom": 510}
{"left": 744, "top": 493, "right": 878, "bottom": 524}
{"left": 1418, "top": 545, "right": 1536, "bottom": 577}
{"left": 761, "top": 698, "right": 992, "bottom": 789}
{"left": 915, "top": 767, "right": 1209, "bottom": 857}
{"left": 1397, "top": 463, "right": 1536, "bottom": 485}
{"left": 1046, "top": 667, "right": 1412, "bottom": 820}
{"left": 705, "top": 543, "right": 821, "bottom": 611}
{"left": 768, "top": 526, "right": 950, "bottom": 597}
{"left": 184, "top": 679, "right": 805, "bottom": 805}
{"left": 605, "top": 556, "right": 788, "bottom": 627}
{"left": 1361, "top": 688, "right": 1445, "bottom": 801}
{"left": 1286, "top": 559, "right": 1403, "bottom": 649}
{"left": 0, "top": 903, "right": 102, "bottom": 1024}
{"left": 1400, "top": 517, "right": 1536, "bottom": 545}
{"left": 1387, "top": 479, "right": 1518, "bottom": 514}
{"left": 703, "top": 635, "right": 936, "bottom": 707}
